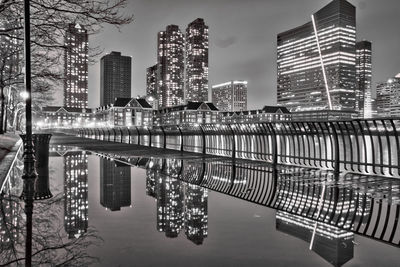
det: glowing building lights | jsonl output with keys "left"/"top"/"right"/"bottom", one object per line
{"left": 64, "top": 24, "right": 88, "bottom": 108}
{"left": 185, "top": 18, "right": 209, "bottom": 103}
{"left": 212, "top": 81, "right": 248, "bottom": 112}
{"left": 157, "top": 25, "right": 185, "bottom": 108}
{"left": 277, "top": 0, "right": 357, "bottom": 112}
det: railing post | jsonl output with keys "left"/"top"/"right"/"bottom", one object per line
{"left": 161, "top": 126, "right": 167, "bottom": 149}
{"left": 199, "top": 125, "right": 206, "bottom": 154}
{"left": 148, "top": 127, "right": 152, "bottom": 147}
{"left": 137, "top": 126, "right": 141, "bottom": 145}
{"left": 267, "top": 123, "right": 277, "bottom": 165}
{"left": 177, "top": 125, "right": 183, "bottom": 152}
{"left": 329, "top": 121, "right": 340, "bottom": 175}
{"left": 228, "top": 124, "right": 236, "bottom": 160}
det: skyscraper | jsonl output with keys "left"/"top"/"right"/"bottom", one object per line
{"left": 356, "top": 41, "right": 372, "bottom": 118}
{"left": 211, "top": 81, "right": 248, "bottom": 112}
{"left": 146, "top": 64, "right": 157, "bottom": 97}
{"left": 64, "top": 24, "right": 88, "bottom": 108}
{"left": 100, "top": 51, "right": 131, "bottom": 107}
{"left": 277, "top": 0, "right": 356, "bottom": 112}
{"left": 185, "top": 18, "right": 209, "bottom": 102}
{"left": 376, "top": 74, "right": 400, "bottom": 117}
{"left": 100, "top": 159, "right": 131, "bottom": 211}
{"left": 157, "top": 25, "right": 185, "bottom": 108}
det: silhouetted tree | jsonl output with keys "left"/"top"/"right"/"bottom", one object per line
{"left": 0, "top": 0, "right": 133, "bottom": 133}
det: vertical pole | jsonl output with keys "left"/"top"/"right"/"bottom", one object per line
{"left": 228, "top": 124, "right": 236, "bottom": 160}
{"left": 329, "top": 122, "right": 340, "bottom": 176}
{"left": 199, "top": 125, "right": 206, "bottom": 154}
{"left": 22, "top": 0, "right": 36, "bottom": 266}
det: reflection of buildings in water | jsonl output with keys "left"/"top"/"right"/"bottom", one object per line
{"left": 100, "top": 159, "right": 131, "bottom": 211}
{"left": 184, "top": 183, "right": 208, "bottom": 245}
{"left": 146, "top": 169, "right": 157, "bottom": 198}
{"left": 145, "top": 159, "right": 209, "bottom": 244}
{"left": 64, "top": 151, "right": 89, "bottom": 239}
{"left": 156, "top": 174, "right": 184, "bottom": 238}
{"left": 276, "top": 211, "right": 354, "bottom": 267}
{"left": 274, "top": 169, "right": 361, "bottom": 229}
{"left": 0, "top": 196, "right": 20, "bottom": 250}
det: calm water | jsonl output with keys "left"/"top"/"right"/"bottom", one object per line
{"left": 1, "top": 146, "right": 400, "bottom": 266}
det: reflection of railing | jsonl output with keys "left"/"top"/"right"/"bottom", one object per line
{"left": 93, "top": 151, "right": 400, "bottom": 247}
{"left": 72, "top": 118, "right": 400, "bottom": 177}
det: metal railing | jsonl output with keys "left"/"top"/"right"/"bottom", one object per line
{"left": 72, "top": 118, "right": 400, "bottom": 177}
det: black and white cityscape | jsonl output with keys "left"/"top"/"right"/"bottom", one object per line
{"left": 0, "top": 0, "right": 400, "bottom": 266}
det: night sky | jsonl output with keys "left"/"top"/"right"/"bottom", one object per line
{"left": 78, "top": 0, "right": 400, "bottom": 109}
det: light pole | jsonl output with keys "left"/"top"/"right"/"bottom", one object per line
{"left": 21, "top": 0, "right": 36, "bottom": 266}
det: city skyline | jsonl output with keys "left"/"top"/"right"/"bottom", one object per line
{"left": 77, "top": 0, "right": 400, "bottom": 110}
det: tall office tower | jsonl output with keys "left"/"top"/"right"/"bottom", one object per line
{"left": 64, "top": 24, "right": 88, "bottom": 108}
{"left": 277, "top": 0, "right": 356, "bottom": 112}
{"left": 211, "top": 81, "right": 248, "bottom": 112}
{"left": 184, "top": 183, "right": 208, "bottom": 245}
{"left": 64, "top": 151, "right": 88, "bottom": 239}
{"left": 185, "top": 18, "right": 209, "bottom": 102}
{"left": 100, "top": 159, "right": 131, "bottom": 211}
{"left": 146, "top": 64, "right": 157, "bottom": 97}
{"left": 376, "top": 74, "right": 400, "bottom": 117}
{"left": 276, "top": 211, "right": 354, "bottom": 266}
{"left": 356, "top": 41, "right": 372, "bottom": 118}
{"left": 157, "top": 25, "right": 185, "bottom": 108}
{"left": 100, "top": 51, "right": 131, "bottom": 107}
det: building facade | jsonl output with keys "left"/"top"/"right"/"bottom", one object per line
{"left": 100, "top": 51, "right": 132, "bottom": 106}
{"left": 277, "top": 0, "right": 356, "bottom": 112}
{"left": 94, "top": 98, "right": 153, "bottom": 127}
{"left": 356, "top": 41, "right": 372, "bottom": 118}
{"left": 64, "top": 24, "right": 88, "bottom": 108}
{"left": 153, "top": 101, "right": 219, "bottom": 126}
{"left": 220, "top": 106, "right": 291, "bottom": 124}
{"left": 211, "top": 81, "right": 247, "bottom": 112}
{"left": 40, "top": 106, "right": 93, "bottom": 128}
{"left": 185, "top": 18, "right": 209, "bottom": 103}
{"left": 146, "top": 64, "right": 158, "bottom": 97}
{"left": 376, "top": 74, "right": 400, "bottom": 117}
{"left": 157, "top": 25, "right": 185, "bottom": 108}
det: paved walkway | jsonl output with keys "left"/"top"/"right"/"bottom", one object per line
{"left": 50, "top": 133, "right": 223, "bottom": 161}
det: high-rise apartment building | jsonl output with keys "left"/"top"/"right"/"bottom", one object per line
{"left": 100, "top": 51, "right": 131, "bottom": 107}
{"left": 277, "top": 0, "right": 356, "bottom": 112}
{"left": 64, "top": 24, "right": 88, "bottom": 108}
{"left": 146, "top": 64, "right": 157, "bottom": 97}
{"left": 376, "top": 74, "right": 400, "bottom": 117}
{"left": 211, "top": 81, "right": 247, "bottom": 112}
{"left": 157, "top": 25, "right": 185, "bottom": 108}
{"left": 356, "top": 41, "right": 372, "bottom": 118}
{"left": 185, "top": 18, "right": 209, "bottom": 102}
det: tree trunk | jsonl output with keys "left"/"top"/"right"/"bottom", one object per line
{"left": 0, "top": 86, "right": 4, "bottom": 134}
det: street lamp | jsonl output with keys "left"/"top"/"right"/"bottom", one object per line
{"left": 21, "top": 0, "right": 36, "bottom": 266}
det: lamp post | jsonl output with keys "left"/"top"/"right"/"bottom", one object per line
{"left": 21, "top": 0, "right": 36, "bottom": 266}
